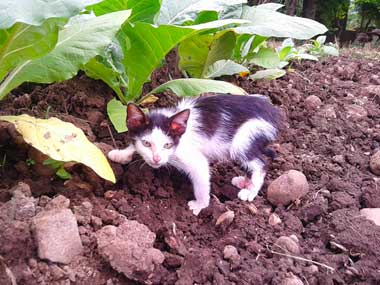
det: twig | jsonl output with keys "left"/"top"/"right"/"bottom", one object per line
{"left": 268, "top": 246, "right": 335, "bottom": 272}
{"left": 106, "top": 123, "right": 117, "bottom": 149}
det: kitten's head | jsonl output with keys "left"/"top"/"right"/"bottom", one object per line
{"left": 127, "top": 103, "right": 190, "bottom": 168}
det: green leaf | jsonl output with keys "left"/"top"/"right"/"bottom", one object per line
{"left": 250, "top": 69, "right": 286, "bottom": 80}
{"left": 147, "top": 78, "right": 247, "bottom": 97}
{"left": 157, "top": 0, "right": 246, "bottom": 25}
{"left": 120, "top": 19, "right": 248, "bottom": 100}
{"left": 56, "top": 167, "right": 72, "bottom": 180}
{"left": 204, "top": 59, "right": 249, "bottom": 78}
{"left": 0, "top": 0, "right": 102, "bottom": 29}
{"left": 0, "top": 18, "right": 65, "bottom": 81}
{"left": 107, "top": 98, "right": 127, "bottom": 133}
{"left": 192, "top": 11, "right": 219, "bottom": 24}
{"left": 0, "top": 10, "right": 132, "bottom": 101}
{"left": 250, "top": 47, "right": 280, "bottom": 69}
{"left": 179, "top": 31, "right": 236, "bottom": 78}
{"left": 316, "top": 35, "right": 326, "bottom": 46}
{"left": 87, "top": 0, "right": 161, "bottom": 23}
{"left": 256, "top": 3, "right": 284, "bottom": 11}
{"left": 234, "top": 5, "right": 328, "bottom": 40}
{"left": 83, "top": 57, "right": 126, "bottom": 102}
{"left": 278, "top": 46, "right": 292, "bottom": 61}
{"left": 322, "top": 45, "right": 339, "bottom": 56}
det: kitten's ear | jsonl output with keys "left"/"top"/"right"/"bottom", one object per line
{"left": 169, "top": 109, "right": 190, "bottom": 136}
{"left": 127, "top": 103, "right": 148, "bottom": 130}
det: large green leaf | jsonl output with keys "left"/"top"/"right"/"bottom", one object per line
{"left": 120, "top": 19, "right": 248, "bottom": 100}
{"left": 0, "top": 10, "right": 131, "bottom": 100}
{"left": 147, "top": 78, "right": 247, "bottom": 97}
{"left": 250, "top": 69, "right": 286, "bottom": 80}
{"left": 157, "top": 0, "right": 246, "bottom": 25}
{"left": 233, "top": 5, "right": 327, "bottom": 40}
{"left": 250, "top": 47, "right": 280, "bottom": 69}
{"left": 0, "top": 0, "right": 102, "bottom": 29}
{"left": 0, "top": 18, "right": 65, "bottom": 81}
{"left": 87, "top": 0, "right": 161, "bottom": 23}
{"left": 204, "top": 59, "right": 249, "bottom": 78}
{"left": 107, "top": 98, "right": 127, "bottom": 133}
{"left": 178, "top": 31, "right": 236, "bottom": 78}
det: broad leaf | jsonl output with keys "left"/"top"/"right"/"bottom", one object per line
{"left": 107, "top": 98, "right": 127, "bottom": 133}
{"left": 250, "top": 47, "right": 280, "bottom": 69}
{"left": 0, "top": 114, "right": 115, "bottom": 183}
{"left": 87, "top": 0, "right": 161, "bottom": 23}
{"left": 0, "top": 10, "right": 131, "bottom": 100}
{"left": 278, "top": 46, "right": 292, "bottom": 61}
{"left": 250, "top": 69, "right": 286, "bottom": 80}
{"left": 148, "top": 78, "right": 247, "bottom": 97}
{"left": 120, "top": 19, "right": 248, "bottom": 100}
{"left": 256, "top": 3, "right": 284, "bottom": 11}
{"left": 157, "top": 0, "right": 246, "bottom": 25}
{"left": 0, "top": 0, "right": 102, "bottom": 29}
{"left": 0, "top": 18, "right": 64, "bottom": 81}
{"left": 322, "top": 45, "right": 339, "bottom": 56}
{"left": 234, "top": 5, "right": 327, "bottom": 40}
{"left": 204, "top": 59, "right": 248, "bottom": 78}
{"left": 178, "top": 31, "right": 236, "bottom": 78}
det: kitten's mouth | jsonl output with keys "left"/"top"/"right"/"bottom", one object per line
{"left": 149, "top": 161, "right": 162, "bottom": 168}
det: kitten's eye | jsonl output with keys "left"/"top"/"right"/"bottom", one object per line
{"left": 164, "top": 142, "right": 173, "bottom": 149}
{"left": 142, "top": 140, "right": 151, "bottom": 147}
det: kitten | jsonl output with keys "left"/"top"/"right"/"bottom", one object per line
{"left": 108, "top": 94, "right": 281, "bottom": 215}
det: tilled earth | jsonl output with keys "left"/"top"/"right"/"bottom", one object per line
{"left": 0, "top": 55, "right": 380, "bottom": 285}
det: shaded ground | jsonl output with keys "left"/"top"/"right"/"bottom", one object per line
{"left": 0, "top": 55, "right": 380, "bottom": 285}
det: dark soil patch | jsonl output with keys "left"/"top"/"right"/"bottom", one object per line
{"left": 1, "top": 55, "right": 380, "bottom": 284}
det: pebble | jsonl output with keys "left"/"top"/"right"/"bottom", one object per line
{"left": 281, "top": 273, "right": 304, "bottom": 285}
{"left": 45, "top": 195, "right": 70, "bottom": 210}
{"left": 32, "top": 209, "right": 83, "bottom": 264}
{"left": 360, "top": 208, "right": 380, "bottom": 226}
{"left": 74, "top": 201, "right": 93, "bottom": 225}
{"left": 275, "top": 236, "right": 300, "bottom": 254}
{"left": 267, "top": 170, "right": 309, "bottom": 206}
{"left": 305, "top": 95, "right": 322, "bottom": 110}
{"left": 370, "top": 150, "right": 380, "bottom": 175}
{"left": 269, "top": 213, "right": 282, "bottom": 226}
{"left": 223, "top": 245, "right": 240, "bottom": 262}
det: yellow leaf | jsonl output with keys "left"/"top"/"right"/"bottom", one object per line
{"left": 139, "top": 94, "right": 159, "bottom": 106}
{"left": 0, "top": 114, "right": 115, "bottom": 183}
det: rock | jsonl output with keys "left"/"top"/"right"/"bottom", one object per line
{"left": 269, "top": 213, "right": 282, "bottom": 226}
{"left": 32, "top": 209, "right": 83, "bottom": 264}
{"left": 223, "top": 245, "right": 239, "bottom": 262}
{"left": 163, "top": 252, "right": 184, "bottom": 268}
{"left": 305, "top": 95, "right": 322, "bottom": 110}
{"left": 360, "top": 208, "right": 380, "bottom": 226}
{"left": 73, "top": 201, "right": 93, "bottom": 225}
{"left": 370, "top": 150, "right": 380, "bottom": 175}
{"left": 96, "top": 220, "right": 164, "bottom": 283}
{"left": 275, "top": 236, "right": 300, "bottom": 254}
{"left": 365, "top": 85, "right": 380, "bottom": 96}
{"left": 281, "top": 273, "right": 304, "bottom": 285}
{"left": 345, "top": 105, "right": 368, "bottom": 121}
{"left": 45, "top": 195, "right": 70, "bottom": 210}
{"left": 215, "top": 210, "right": 235, "bottom": 226}
{"left": 267, "top": 170, "right": 309, "bottom": 206}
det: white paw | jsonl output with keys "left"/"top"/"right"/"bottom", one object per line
{"left": 108, "top": 149, "right": 133, "bottom": 164}
{"left": 188, "top": 200, "right": 209, "bottom": 216}
{"left": 238, "top": 188, "right": 258, "bottom": 202}
{"left": 231, "top": 176, "right": 250, "bottom": 189}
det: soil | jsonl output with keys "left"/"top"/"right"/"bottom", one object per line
{"left": 1, "top": 54, "right": 380, "bottom": 285}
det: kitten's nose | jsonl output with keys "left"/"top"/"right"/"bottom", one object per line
{"left": 153, "top": 155, "right": 161, "bottom": 163}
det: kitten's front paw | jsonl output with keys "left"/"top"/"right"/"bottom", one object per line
{"left": 231, "top": 176, "right": 252, "bottom": 189}
{"left": 188, "top": 200, "right": 209, "bottom": 216}
{"left": 108, "top": 149, "right": 133, "bottom": 164}
{"left": 238, "top": 188, "right": 258, "bottom": 202}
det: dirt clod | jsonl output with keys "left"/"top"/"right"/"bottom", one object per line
{"left": 267, "top": 170, "right": 309, "bottom": 206}
{"left": 281, "top": 273, "right": 304, "bottom": 285}
{"left": 275, "top": 236, "right": 301, "bottom": 254}
{"left": 32, "top": 209, "right": 83, "bottom": 264}
{"left": 370, "top": 150, "right": 380, "bottom": 175}
{"left": 305, "top": 95, "right": 322, "bottom": 110}
{"left": 96, "top": 220, "right": 164, "bottom": 283}
{"left": 360, "top": 208, "right": 380, "bottom": 226}
{"left": 269, "top": 213, "right": 282, "bottom": 226}
{"left": 223, "top": 245, "right": 240, "bottom": 262}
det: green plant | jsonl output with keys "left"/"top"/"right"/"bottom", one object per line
{"left": 43, "top": 158, "right": 72, "bottom": 180}
{"left": 26, "top": 158, "right": 36, "bottom": 167}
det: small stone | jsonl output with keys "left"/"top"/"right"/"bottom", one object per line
{"left": 281, "top": 273, "right": 304, "bottom": 285}
{"left": 332, "top": 155, "right": 345, "bottom": 165}
{"left": 360, "top": 208, "right": 380, "bottom": 226}
{"left": 305, "top": 95, "right": 322, "bottom": 110}
{"left": 32, "top": 209, "right": 83, "bottom": 264}
{"left": 45, "top": 195, "right": 70, "bottom": 210}
{"left": 275, "top": 236, "right": 300, "bottom": 254}
{"left": 223, "top": 245, "right": 240, "bottom": 262}
{"left": 267, "top": 170, "right": 309, "bottom": 206}
{"left": 365, "top": 85, "right": 380, "bottom": 96}
{"left": 73, "top": 201, "right": 93, "bottom": 225}
{"left": 370, "top": 150, "right": 380, "bottom": 175}
{"left": 96, "top": 220, "right": 164, "bottom": 283}
{"left": 269, "top": 213, "right": 282, "bottom": 226}
{"left": 247, "top": 204, "right": 258, "bottom": 215}
{"left": 304, "top": 265, "right": 319, "bottom": 275}
{"left": 345, "top": 105, "right": 368, "bottom": 121}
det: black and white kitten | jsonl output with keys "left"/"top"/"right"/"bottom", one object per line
{"left": 108, "top": 94, "right": 281, "bottom": 215}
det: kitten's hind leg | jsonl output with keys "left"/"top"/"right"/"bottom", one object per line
{"left": 108, "top": 145, "right": 136, "bottom": 164}
{"left": 237, "top": 159, "right": 266, "bottom": 202}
